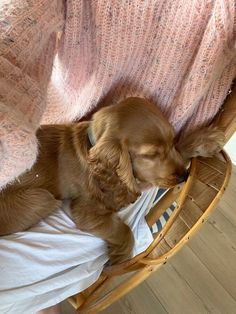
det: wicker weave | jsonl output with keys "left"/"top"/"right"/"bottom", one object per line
{"left": 68, "top": 84, "right": 236, "bottom": 314}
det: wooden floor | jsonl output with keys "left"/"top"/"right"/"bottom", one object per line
{"left": 62, "top": 165, "right": 236, "bottom": 314}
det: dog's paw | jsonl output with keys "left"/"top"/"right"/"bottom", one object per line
{"left": 108, "top": 248, "right": 132, "bottom": 265}
{"left": 178, "top": 126, "right": 225, "bottom": 161}
{"left": 193, "top": 126, "right": 225, "bottom": 157}
{"left": 108, "top": 228, "right": 134, "bottom": 265}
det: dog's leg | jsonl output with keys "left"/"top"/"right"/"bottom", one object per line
{"left": 71, "top": 198, "right": 134, "bottom": 264}
{"left": 177, "top": 126, "right": 225, "bottom": 162}
{"left": 105, "top": 217, "right": 134, "bottom": 265}
{"left": 0, "top": 188, "right": 62, "bottom": 235}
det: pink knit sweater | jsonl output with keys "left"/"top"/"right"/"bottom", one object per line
{"left": 0, "top": 0, "right": 235, "bottom": 189}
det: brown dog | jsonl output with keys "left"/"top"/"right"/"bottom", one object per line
{"left": 0, "top": 98, "right": 224, "bottom": 264}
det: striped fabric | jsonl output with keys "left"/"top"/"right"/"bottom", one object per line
{"left": 150, "top": 189, "right": 177, "bottom": 234}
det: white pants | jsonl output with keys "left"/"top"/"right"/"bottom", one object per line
{"left": 0, "top": 188, "right": 158, "bottom": 314}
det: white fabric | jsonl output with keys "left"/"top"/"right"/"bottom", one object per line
{"left": 0, "top": 188, "right": 158, "bottom": 314}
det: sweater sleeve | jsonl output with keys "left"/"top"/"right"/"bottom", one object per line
{"left": 0, "top": 0, "right": 65, "bottom": 189}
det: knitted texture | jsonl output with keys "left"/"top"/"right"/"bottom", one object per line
{"left": 0, "top": 0, "right": 236, "bottom": 189}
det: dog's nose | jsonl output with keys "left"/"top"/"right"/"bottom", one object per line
{"left": 177, "top": 171, "right": 189, "bottom": 184}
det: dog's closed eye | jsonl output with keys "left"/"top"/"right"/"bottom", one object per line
{"left": 140, "top": 153, "right": 159, "bottom": 159}
{"left": 133, "top": 144, "right": 164, "bottom": 158}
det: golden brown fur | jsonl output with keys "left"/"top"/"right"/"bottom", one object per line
{"left": 0, "top": 98, "right": 224, "bottom": 264}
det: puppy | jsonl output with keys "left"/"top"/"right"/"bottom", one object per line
{"left": 0, "top": 98, "right": 224, "bottom": 264}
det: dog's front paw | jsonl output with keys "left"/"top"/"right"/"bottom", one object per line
{"left": 108, "top": 226, "right": 134, "bottom": 265}
{"left": 178, "top": 126, "right": 225, "bottom": 161}
{"left": 194, "top": 126, "right": 225, "bottom": 157}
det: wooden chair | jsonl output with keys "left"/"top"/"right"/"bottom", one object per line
{"left": 68, "top": 84, "right": 236, "bottom": 314}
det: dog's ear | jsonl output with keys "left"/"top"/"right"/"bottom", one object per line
{"left": 88, "top": 135, "right": 139, "bottom": 197}
{"left": 177, "top": 126, "right": 225, "bottom": 161}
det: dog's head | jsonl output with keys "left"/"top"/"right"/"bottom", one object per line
{"left": 88, "top": 98, "right": 188, "bottom": 193}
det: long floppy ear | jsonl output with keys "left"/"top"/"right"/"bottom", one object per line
{"left": 177, "top": 126, "right": 225, "bottom": 162}
{"left": 88, "top": 136, "right": 139, "bottom": 199}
